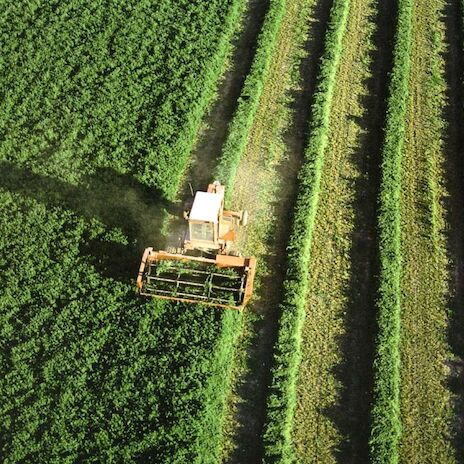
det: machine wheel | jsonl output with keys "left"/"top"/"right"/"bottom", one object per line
{"left": 240, "top": 210, "right": 249, "bottom": 226}
{"left": 230, "top": 250, "right": 243, "bottom": 257}
{"left": 166, "top": 246, "right": 183, "bottom": 254}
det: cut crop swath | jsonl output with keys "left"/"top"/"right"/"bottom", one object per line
{"left": 369, "top": 0, "right": 412, "bottom": 462}
{"left": 261, "top": 0, "right": 351, "bottom": 461}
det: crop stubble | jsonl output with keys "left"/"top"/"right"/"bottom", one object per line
{"left": 398, "top": 0, "right": 455, "bottom": 461}
{"left": 219, "top": 0, "right": 321, "bottom": 461}
{"left": 292, "top": 0, "right": 380, "bottom": 462}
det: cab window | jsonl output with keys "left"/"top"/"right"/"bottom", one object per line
{"left": 190, "top": 222, "right": 214, "bottom": 241}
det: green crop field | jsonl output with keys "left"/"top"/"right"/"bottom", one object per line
{"left": 2, "top": 0, "right": 464, "bottom": 463}
{"left": 0, "top": 0, "right": 247, "bottom": 461}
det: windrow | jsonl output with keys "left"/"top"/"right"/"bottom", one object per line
{"left": 370, "top": 0, "right": 456, "bottom": 462}
{"left": 394, "top": 0, "right": 455, "bottom": 461}
{"left": 369, "top": 0, "right": 412, "bottom": 462}
{"left": 261, "top": 0, "right": 351, "bottom": 461}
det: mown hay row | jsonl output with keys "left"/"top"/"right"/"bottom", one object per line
{"left": 368, "top": 1, "right": 412, "bottom": 463}
{"left": 261, "top": 1, "right": 351, "bottom": 461}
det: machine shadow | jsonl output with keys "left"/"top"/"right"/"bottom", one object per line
{"left": 0, "top": 160, "right": 184, "bottom": 281}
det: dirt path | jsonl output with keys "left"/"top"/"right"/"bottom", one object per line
{"left": 291, "top": 0, "right": 393, "bottom": 462}
{"left": 443, "top": 0, "right": 464, "bottom": 460}
{"left": 398, "top": 0, "right": 455, "bottom": 461}
{"left": 217, "top": 0, "right": 333, "bottom": 462}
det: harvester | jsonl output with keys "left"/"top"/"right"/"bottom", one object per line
{"left": 136, "top": 181, "right": 256, "bottom": 309}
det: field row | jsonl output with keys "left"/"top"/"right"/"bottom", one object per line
{"left": 369, "top": 0, "right": 413, "bottom": 460}
{"left": 291, "top": 0, "right": 382, "bottom": 460}
{"left": 257, "top": 0, "right": 463, "bottom": 463}
{"left": 262, "top": 0, "right": 351, "bottom": 461}
{"left": 219, "top": 0, "right": 327, "bottom": 460}
{"left": 370, "top": 0, "right": 456, "bottom": 462}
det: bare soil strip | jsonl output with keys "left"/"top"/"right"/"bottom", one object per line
{"left": 291, "top": 0, "right": 393, "bottom": 462}
{"left": 218, "top": 0, "right": 334, "bottom": 462}
{"left": 443, "top": 0, "right": 464, "bottom": 460}
{"left": 398, "top": 0, "right": 455, "bottom": 461}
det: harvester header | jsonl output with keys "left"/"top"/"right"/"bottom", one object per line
{"left": 137, "top": 249, "right": 256, "bottom": 309}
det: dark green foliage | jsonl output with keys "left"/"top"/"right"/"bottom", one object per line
{"left": 260, "top": 1, "right": 351, "bottom": 462}
{"left": 0, "top": 0, "right": 243, "bottom": 199}
{"left": 369, "top": 1, "right": 412, "bottom": 462}
{"left": 0, "top": 193, "right": 228, "bottom": 462}
{"left": 0, "top": 0, "right": 248, "bottom": 461}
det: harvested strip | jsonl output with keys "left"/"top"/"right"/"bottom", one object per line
{"left": 398, "top": 0, "right": 454, "bottom": 461}
{"left": 215, "top": 0, "right": 286, "bottom": 198}
{"left": 369, "top": 0, "right": 412, "bottom": 461}
{"left": 261, "top": 0, "right": 351, "bottom": 461}
{"left": 220, "top": 0, "right": 326, "bottom": 460}
{"left": 293, "top": 0, "right": 381, "bottom": 461}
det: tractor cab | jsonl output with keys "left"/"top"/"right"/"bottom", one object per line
{"left": 184, "top": 181, "right": 247, "bottom": 254}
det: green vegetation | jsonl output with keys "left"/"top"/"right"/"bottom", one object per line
{"left": 261, "top": 0, "right": 351, "bottom": 461}
{"left": 0, "top": 0, "right": 246, "bottom": 199}
{"left": 0, "top": 0, "right": 248, "bottom": 461}
{"left": 214, "top": 0, "right": 286, "bottom": 203}
{"left": 291, "top": 0, "right": 380, "bottom": 461}
{"left": 369, "top": 1, "right": 412, "bottom": 462}
{"left": 395, "top": 0, "right": 454, "bottom": 461}
{"left": 370, "top": 0, "right": 455, "bottom": 462}
{"left": 2, "top": 0, "right": 461, "bottom": 462}
{"left": 0, "top": 191, "right": 232, "bottom": 463}
{"left": 218, "top": 0, "right": 320, "bottom": 459}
